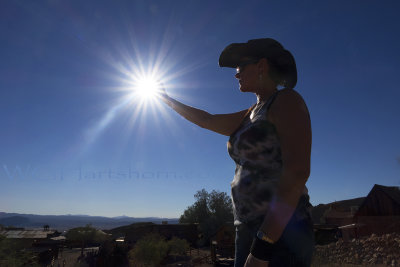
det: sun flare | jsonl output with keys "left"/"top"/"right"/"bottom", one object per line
{"left": 79, "top": 28, "right": 193, "bottom": 153}
{"left": 132, "top": 75, "right": 161, "bottom": 100}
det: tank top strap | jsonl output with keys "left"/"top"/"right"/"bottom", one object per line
{"left": 265, "top": 90, "right": 280, "bottom": 112}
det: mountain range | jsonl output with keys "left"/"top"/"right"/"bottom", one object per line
{"left": 0, "top": 212, "right": 179, "bottom": 231}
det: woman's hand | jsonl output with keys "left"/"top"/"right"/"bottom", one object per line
{"left": 157, "top": 83, "right": 169, "bottom": 102}
{"left": 244, "top": 253, "right": 269, "bottom": 267}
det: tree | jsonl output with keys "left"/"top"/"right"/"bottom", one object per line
{"left": 65, "top": 224, "right": 109, "bottom": 256}
{"left": 180, "top": 189, "right": 233, "bottom": 245}
{"left": 180, "top": 189, "right": 210, "bottom": 224}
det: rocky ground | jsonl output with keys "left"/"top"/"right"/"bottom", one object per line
{"left": 312, "top": 232, "right": 400, "bottom": 266}
{"left": 53, "top": 234, "right": 400, "bottom": 267}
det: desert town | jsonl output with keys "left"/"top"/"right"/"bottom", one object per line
{"left": 0, "top": 184, "right": 399, "bottom": 266}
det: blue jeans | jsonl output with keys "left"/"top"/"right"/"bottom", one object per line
{"left": 234, "top": 212, "right": 314, "bottom": 267}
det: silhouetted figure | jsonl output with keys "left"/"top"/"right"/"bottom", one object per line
{"left": 160, "top": 38, "right": 314, "bottom": 267}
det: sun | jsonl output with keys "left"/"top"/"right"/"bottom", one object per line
{"left": 79, "top": 31, "right": 191, "bottom": 152}
{"left": 132, "top": 75, "right": 161, "bottom": 100}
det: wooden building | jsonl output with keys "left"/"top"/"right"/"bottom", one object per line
{"left": 311, "top": 184, "right": 400, "bottom": 241}
{"left": 210, "top": 223, "right": 235, "bottom": 264}
{"left": 311, "top": 197, "right": 365, "bottom": 225}
{"left": 352, "top": 184, "right": 400, "bottom": 237}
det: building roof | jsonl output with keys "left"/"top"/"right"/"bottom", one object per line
{"left": 311, "top": 197, "right": 365, "bottom": 223}
{"left": 354, "top": 184, "right": 400, "bottom": 216}
{"left": 375, "top": 184, "right": 400, "bottom": 205}
{"left": 0, "top": 230, "right": 55, "bottom": 239}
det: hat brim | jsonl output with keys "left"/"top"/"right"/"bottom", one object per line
{"left": 218, "top": 43, "right": 258, "bottom": 68}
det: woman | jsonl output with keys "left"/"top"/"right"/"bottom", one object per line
{"left": 159, "top": 38, "right": 314, "bottom": 267}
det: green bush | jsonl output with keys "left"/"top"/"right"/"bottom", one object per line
{"left": 128, "top": 234, "right": 191, "bottom": 266}
{"left": 129, "top": 233, "right": 168, "bottom": 267}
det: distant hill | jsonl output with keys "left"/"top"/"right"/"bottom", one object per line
{"left": 0, "top": 212, "right": 179, "bottom": 231}
{"left": 0, "top": 216, "right": 31, "bottom": 226}
{"left": 0, "top": 196, "right": 370, "bottom": 231}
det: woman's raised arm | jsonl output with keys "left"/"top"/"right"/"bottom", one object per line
{"left": 159, "top": 88, "right": 248, "bottom": 136}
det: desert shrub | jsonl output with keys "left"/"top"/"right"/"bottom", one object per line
{"left": 128, "top": 233, "right": 168, "bottom": 267}
{"left": 0, "top": 236, "right": 40, "bottom": 267}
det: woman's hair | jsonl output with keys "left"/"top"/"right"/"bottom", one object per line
{"left": 265, "top": 49, "right": 297, "bottom": 89}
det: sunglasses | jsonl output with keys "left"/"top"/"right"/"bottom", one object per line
{"left": 236, "top": 59, "right": 260, "bottom": 73}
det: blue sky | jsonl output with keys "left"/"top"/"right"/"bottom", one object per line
{"left": 1, "top": 0, "right": 399, "bottom": 218}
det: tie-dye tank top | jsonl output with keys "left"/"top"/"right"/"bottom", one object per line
{"left": 228, "top": 90, "right": 312, "bottom": 226}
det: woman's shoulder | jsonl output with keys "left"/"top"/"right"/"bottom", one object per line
{"left": 274, "top": 88, "right": 307, "bottom": 107}
{"left": 277, "top": 88, "right": 303, "bottom": 99}
{"left": 268, "top": 88, "right": 309, "bottom": 123}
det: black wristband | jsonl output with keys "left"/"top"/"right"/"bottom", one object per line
{"left": 250, "top": 237, "right": 276, "bottom": 261}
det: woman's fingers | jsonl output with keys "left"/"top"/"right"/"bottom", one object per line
{"left": 156, "top": 82, "right": 169, "bottom": 101}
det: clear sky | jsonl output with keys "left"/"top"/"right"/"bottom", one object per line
{"left": 1, "top": 0, "right": 399, "bottom": 218}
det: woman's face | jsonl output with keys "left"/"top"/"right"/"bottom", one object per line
{"left": 235, "top": 59, "right": 260, "bottom": 93}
